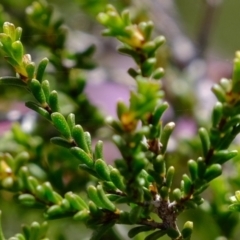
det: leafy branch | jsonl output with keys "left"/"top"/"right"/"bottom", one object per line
{"left": 1, "top": 3, "right": 240, "bottom": 240}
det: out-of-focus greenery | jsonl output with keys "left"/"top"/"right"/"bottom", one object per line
{"left": 1, "top": 1, "right": 240, "bottom": 240}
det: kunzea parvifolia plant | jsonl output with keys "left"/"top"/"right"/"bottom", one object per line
{"left": 1, "top": 3, "right": 240, "bottom": 240}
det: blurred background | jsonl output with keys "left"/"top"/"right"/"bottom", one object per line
{"left": 1, "top": 0, "right": 240, "bottom": 239}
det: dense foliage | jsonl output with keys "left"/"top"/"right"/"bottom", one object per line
{"left": 1, "top": 1, "right": 240, "bottom": 240}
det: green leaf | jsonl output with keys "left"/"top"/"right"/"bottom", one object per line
{"left": 95, "top": 159, "right": 110, "bottom": 181}
{"left": 129, "top": 205, "right": 143, "bottom": 224}
{"left": 167, "top": 228, "right": 180, "bottom": 238}
{"left": 90, "top": 222, "right": 115, "bottom": 240}
{"left": 128, "top": 226, "right": 153, "bottom": 238}
{"left": 172, "top": 188, "right": 182, "bottom": 202}
{"left": 36, "top": 57, "right": 49, "bottom": 83}
{"left": 232, "top": 52, "right": 240, "bottom": 93}
{"left": 67, "top": 113, "right": 75, "bottom": 133}
{"left": 211, "top": 84, "right": 226, "bottom": 102}
{"left": 45, "top": 205, "right": 64, "bottom": 219}
{"left": 229, "top": 203, "right": 240, "bottom": 212}
{"left": 79, "top": 164, "right": 98, "bottom": 178}
{"left": 181, "top": 221, "right": 193, "bottom": 239}
{"left": 42, "top": 182, "right": 62, "bottom": 204}
{"left": 97, "top": 185, "right": 116, "bottom": 211}
{"left": 73, "top": 209, "right": 90, "bottom": 221}
{"left": 0, "top": 33, "right": 12, "bottom": 55}
{"left": 84, "top": 132, "right": 92, "bottom": 154}
{"left": 152, "top": 67, "right": 165, "bottom": 80}
{"left": 0, "top": 213, "right": 5, "bottom": 240}
{"left": 25, "top": 101, "right": 51, "bottom": 120}
{"left": 211, "top": 150, "right": 238, "bottom": 164}
{"left": 94, "top": 140, "right": 104, "bottom": 160}
{"left": 188, "top": 160, "right": 198, "bottom": 182}
{"left": 166, "top": 166, "right": 175, "bottom": 189}
{"left": 182, "top": 174, "right": 192, "bottom": 196}
{"left": 26, "top": 62, "right": 35, "bottom": 79}
{"left": 71, "top": 147, "right": 93, "bottom": 167}
{"left": 41, "top": 80, "right": 50, "bottom": 103}
{"left": 145, "top": 230, "right": 167, "bottom": 240}
{"left": 3, "top": 22, "right": 16, "bottom": 41}
{"left": 50, "top": 137, "right": 73, "bottom": 148}
{"left": 11, "top": 40, "right": 24, "bottom": 63}
{"left": 88, "top": 201, "right": 102, "bottom": 218}
{"left": 141, "top": 58, "right": 156, "bottom": 77}
{"left": 30, "top": 79, "right": 47, "bottom": 106}
{"left": 51, "top": 112, "right": 72, "bottom": 140}
{"left": 199, "top": 128, "right": 210, "bottom": 158}
{"left": 87, "top": 185, "right": 105, "bottom": 208}
{"left": 65, "top": 192, "right": 88, "bottom": 210}
{"left": 211, "top": 102, "right": 223, "bottom": 127}
{"left": 197, "top": 157, "right": 206, "bottom": 179}
{"left": 153, "top": 154, "right": 166, "bottom": 175}
{"left": 160, "top": 122, "right": 175, "bottom": 154}
{"left": 29, "top": 222, "right": 41, "bottom": 240}
{"left": 110, "top": 168, "right": 126, "bottom": 191}
{"left": 0, "top": 76, "right": 27, "bottom": 88}
{"left": 204, "top": 164, "right": 222, "bottom": 182}
{"left": 49, "top": 90, "right": 60, "bottom": 112}
{"left": 72, "top": 125, "right": 89, "bottom": 153}
{"left": 18, "top": 194, "right": 36, "bottom": 207}
{"left": 117, "top": 101, "right": 129, "bottom": 120}
{"left": 235, "top": 190, "right": 240, "bottom": 202}
{"left": 153, "top": 35, "right": 166, "bottom": 49}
